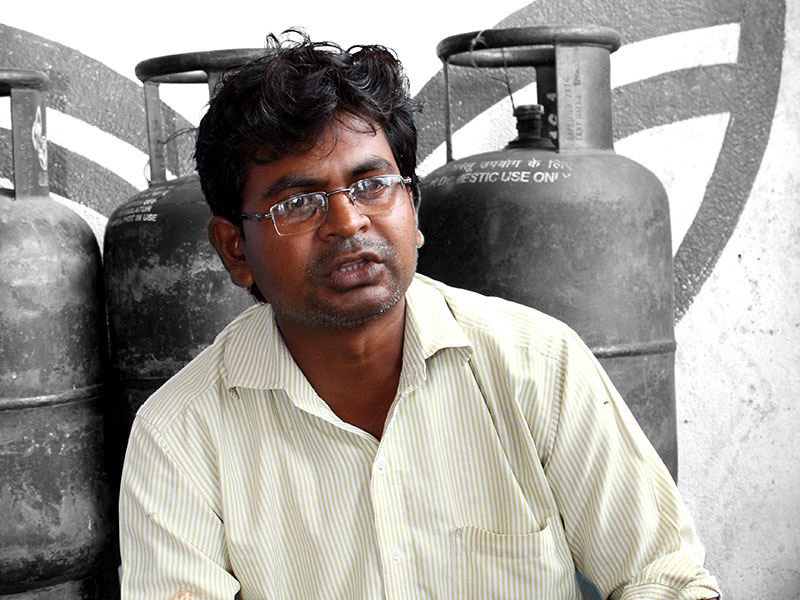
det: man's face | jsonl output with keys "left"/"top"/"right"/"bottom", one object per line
{"left": 225, "top": 117, "right": 420, "bottom": 329}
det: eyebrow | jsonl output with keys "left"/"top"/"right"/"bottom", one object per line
{"left": 262, "top": 175, "right": 319, "bottom": 201}
{"left": 260, "top": 156, "right": 397, "bottom": 201}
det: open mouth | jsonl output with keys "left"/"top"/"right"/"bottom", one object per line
{"left": 338, "top": 260, "right": 368, "bottom": 273}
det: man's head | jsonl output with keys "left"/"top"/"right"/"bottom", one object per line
{"left": 195, "top": 31, "right": 422, "bottom": 227}
{"left": 196, "top": 32, "right": 423, "bottom": 328}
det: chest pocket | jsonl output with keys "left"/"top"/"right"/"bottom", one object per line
{"left": 449, "top": 517, "right": 578, "bottom": 600}
{"left": 448, "top": 354, "right": 579, "bottom": 599}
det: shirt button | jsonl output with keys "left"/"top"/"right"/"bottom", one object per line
{"left": 375, "top": 455, "right": 388, "bottom": 471}
{"left": 390, "top": 545, "right": 404, "bottom": 561}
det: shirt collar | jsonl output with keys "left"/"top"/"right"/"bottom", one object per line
{"left": 221, "top": 302, "right": 296, "bottom": 391}
{"left": 404, "top": 274, "right": 473, "bottom": 361}
{"left": 397, "top": 274, "right": 474, "bottom": 395}
{"left": 220, "top": 273, "right": 474, "bottom": 392}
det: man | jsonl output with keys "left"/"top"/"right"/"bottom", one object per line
{"left": 119, "top": 32, "right": 721, "bottom": 599}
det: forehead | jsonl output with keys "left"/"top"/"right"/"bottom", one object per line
{"left": 242, "top": 119, "right": 399, "bottom": 208}
{"left": 256, "top": 118, "right": 396, "bottom": 176}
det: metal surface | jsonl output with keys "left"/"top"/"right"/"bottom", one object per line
{"left": 103, "top": 51, "right": 258, "bottom": 486}
{"left": 418, "top": 26, "right": 678, "bottom": 478}
{"left": 104, "top": 176, "right": 253, "bottom": 418}
{"left": 0, "top": 71, "right": 117, "bottom": 598}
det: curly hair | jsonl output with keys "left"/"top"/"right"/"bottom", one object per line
{"left": 195, "top": 30, "right": 422, "bottom": 226}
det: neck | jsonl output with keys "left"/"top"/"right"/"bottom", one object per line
{"left": 275, "top": 300, "right": 407, "bottom": 438}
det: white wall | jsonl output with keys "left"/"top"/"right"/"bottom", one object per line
{"left": 2, "top": 1, "right": 797, "bottom": 596}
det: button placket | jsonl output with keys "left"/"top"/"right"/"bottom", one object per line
{"left": 390, "top": 545, "right": 404, "bottom": 561}
{"left": 370, "top": 398, "right": 413, "bottom": 597}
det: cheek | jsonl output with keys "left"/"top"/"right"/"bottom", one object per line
{"left": 381, "top": 217, "right": 415, "bottom": 251}
{"left": 393, "top": 201, "right": 418, "bottom": 235}
{"left": 403, "top": 210, "right": 420, "bottom": 247}
{"left": 242, "top": 236, "right": 278, "bottom": 287}
{"left": 247, "top": 238, "right": 310, "bottom": 292}
{"left": 392, "top": 216, "right": 420, "bottom": 264}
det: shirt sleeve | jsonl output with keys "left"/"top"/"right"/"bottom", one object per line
{"left": 119, "top": 415, "right": 241, "bottom": 599}
{"left": 543, "top": 330, "right": 721, "bottom": 600}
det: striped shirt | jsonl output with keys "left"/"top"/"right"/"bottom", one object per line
{"left": 119, "top": 274, "right": 720, "bottom": 600}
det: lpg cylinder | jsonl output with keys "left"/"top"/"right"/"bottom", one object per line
{"left": 0, "top": 72, "right": 117, "bottom": 597}
{"left": 418, "top": 26, "right": 678, "bottom": 478}
{"left": 103, "top": 51, "right": 262, "bottom": 470}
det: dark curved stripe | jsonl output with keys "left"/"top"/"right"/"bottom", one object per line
{"left": 0, "top": 129, "right": 139, "bottom": 216}
{"left": 611, "top": 65, "right": 736, "bottom": 141}
{"left": 413, "top": 0, "right": 773, "bottom": 156}
{"left": 0, "top": 24, "right": 198, "bottom": 213}
{"left": 501, "top": 0, "right": 745, "bottom": 45}
{"left": 413, "top": 0, "right": 785, "bottom": 322}
{"left": 48, "top": 142, "right": 141, "bottom": 216}
{"left": 414, "top": 0, "right": 748, "bottom": 164}
{"left": 0, "top": 24, "right": 193, "bottom": 153}
{"left": 674, "top": 0, "right": 785, "bottom": 318}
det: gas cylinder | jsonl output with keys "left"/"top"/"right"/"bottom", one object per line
{"left": 0, "top": 71, "right": 117, "bottom": 597}
{"left": 103, "top": 51, "right": 262, "bottom": 470}
{"left": 418, "top": 26, "right": 678, "bottom": 478}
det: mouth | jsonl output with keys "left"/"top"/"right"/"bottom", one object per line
{"left": 310, "top": 237, "right": 394, "bottom": 289}
{"left": 328, "top": 249, "right": 381, "bottom": 274}
{"left": 325, "top": 251, "right": 383, "bottom": 289}
{"left": 337, "top": 259, "right": 368, "bottom": 273}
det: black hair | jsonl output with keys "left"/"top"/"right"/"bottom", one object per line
{"left": 195, "top": 30, "right": 422, "bottom": 226}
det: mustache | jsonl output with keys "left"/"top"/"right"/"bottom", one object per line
{"left": 307, "top": 235, "right": 396, "bottom": 273}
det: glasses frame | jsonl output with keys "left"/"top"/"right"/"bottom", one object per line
{"left": 239, "top": 174, "right": 412, "bottom": 236}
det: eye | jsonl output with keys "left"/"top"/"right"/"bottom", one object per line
{"left": 287, "top": 195, "right": 310, "bottom": 210}
{"left": 275, "top": 193, "right": 322, "bottom": 219}
{"left": 355, "top": 177, "right": 390, "bottom": 201}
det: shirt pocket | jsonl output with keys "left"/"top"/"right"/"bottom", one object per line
{"left": 449, "top": 517, "right": 578, "bottom": 600}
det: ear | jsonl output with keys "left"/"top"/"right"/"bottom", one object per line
{"left": 208, "top": 216, "right": 255, "bottom": 289}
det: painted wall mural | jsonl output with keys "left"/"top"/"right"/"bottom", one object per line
{"left": 2, "top": 0, "right": 785, "bottom": 320}
{"left": 0, "top": 24, "right": 195, "bottom": 216}
{"left": 414, "top": 0, "right": 785, "bottom": 319}
{"left": 0, "top": 0, "right": 797, "bottom": 596}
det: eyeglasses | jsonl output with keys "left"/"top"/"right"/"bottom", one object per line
{"left": 240, "top": 174, "right": 412, "bottom": 236}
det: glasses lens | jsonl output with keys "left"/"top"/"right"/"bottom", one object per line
{"left": 352, "top": 176, "right": 406, "bottom": 214}
{"left": 272, "top": 193, "right": 327, "bottom": 235}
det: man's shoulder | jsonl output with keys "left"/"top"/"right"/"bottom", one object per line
{"left": 412, "top": 274, "right": 575, "bottom": 357}
{"left": 136, "top": 302, "right": 269, "bottom": 429}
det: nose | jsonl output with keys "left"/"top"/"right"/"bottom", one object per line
{"left": 317, "top": 189, "right": 370, "bottom": 240}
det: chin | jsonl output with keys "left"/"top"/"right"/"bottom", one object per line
{"left": 284, "top": 288, "right": 405, "bottom": 329}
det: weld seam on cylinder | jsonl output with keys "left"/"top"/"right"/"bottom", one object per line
{"left": 0, "top": 383, "right": 106, "bottom": 411}
{"left": 591, "top": 339, "right": 677, "bottom": 359}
